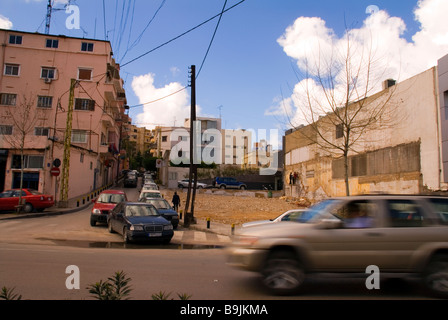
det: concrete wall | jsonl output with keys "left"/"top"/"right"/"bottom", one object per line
{"left": 284, "top": 67, "right": 440, "bottom": 197}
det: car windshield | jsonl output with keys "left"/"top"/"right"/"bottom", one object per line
{"left": 141, "top": 192, "right": 162, "bottom": 198}
{"left": 125, "top": 205, "right": 159, "bottom": 217}
{"left": 144, "top": 199, "right": 171, "bottom": 209}
{"left": 297, "top": 199, "right": 341, "bottom": 223}
{"left": 97, "top": 193, "right": 125, "bottom": 204}
{"left": 143, "top": 185, "right": 157, "bottom": 190}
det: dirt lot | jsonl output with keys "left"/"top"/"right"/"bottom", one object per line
{"left": 162, "top": 189, "right": 308, "bottom": 226}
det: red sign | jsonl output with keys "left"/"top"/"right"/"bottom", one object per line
{"left": 50, "top": 167, "right": 60, "bottom": 176}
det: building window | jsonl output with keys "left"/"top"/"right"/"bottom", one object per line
{"left": 74, "top": 98, "right": 95, "bottom": 111}
{"left": 71, "top": 130, "right": 88, "bottom": 143}
{"left": 45, "top": 39, "right": 59, "bottom": 48}
{"left": 0, "top": 125, "right": 13, "bottom": 135}
{"left": 37, "top": 96, "right": 53, "bottom": 108}
{"left": 336, "top": 123, "right": 344, "bottom": 139}
{"left": 0, "top": 93, "right": 17, "bottom": 106}
{"left": 78, "top": 68, "right": 92, "bottom": 81}
{"left": 35, "top": 127, "right": 50, "bottom": 137}
{"left": 162, "top": 136, "right": 167, "bottom": 142}
{"left": 81, "top": 42, "right": 94, "bottom": 52}
{"left": 9, "top": 35, "right": 22, "bottom": 45}
{"left": 11, "top": 155, "right": 44, "bottom": 169}
{"left": 41, "top": 67, "right": 56, "bottom": 79}
{"left": 4, "top": 64, "right": 20, "bottom": 76}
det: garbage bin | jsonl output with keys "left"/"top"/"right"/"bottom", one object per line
{"left": 268, "top": 191, "right": 272, "bottom": 198}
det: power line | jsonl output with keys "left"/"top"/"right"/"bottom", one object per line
{"left": 128, "top": 85, "right": 189, "bottom": 109}
{"left": 120, "top": 0, "right": 167, "bottom": 63}
{"left": 121, "top": 0, "right": 246, "bottom": 68}
{"left": 196, "top": 0, "right": 228, "bottom": 79}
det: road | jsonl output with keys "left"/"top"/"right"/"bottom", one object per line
{"left": 0, "top": 185, "right": 438, "bottom": 304}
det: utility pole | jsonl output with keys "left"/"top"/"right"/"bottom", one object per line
{"left": 184, "top": 65, "right": 198, "bottom": 227}
{"left": 59, "top": 79, "right": 76, "bottom": 207}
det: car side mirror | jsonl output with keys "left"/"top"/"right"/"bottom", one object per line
{"left": 315, "top": 219, "right": 343, "bottom": 229}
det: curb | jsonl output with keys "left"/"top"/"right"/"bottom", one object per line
{"left": 0, "top": 202, "right": 92, "bottom": 221}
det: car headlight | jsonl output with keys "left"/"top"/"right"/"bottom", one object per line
{"left": 164, "top": 224, "right": 173, "bottom": 231}
{"left": 130, "top": 225, "right": 144, "bottom": 231}
{"left": 92, "top": 208, "right": 101, "bottom": 214}
{"left": 235, "top": 235, "right": 259, "bottom": 246}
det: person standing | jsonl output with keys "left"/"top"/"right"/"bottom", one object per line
{"left": 172, "top": 191, "right": 180, "bottom": 212}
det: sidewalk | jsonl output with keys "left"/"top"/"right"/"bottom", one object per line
{"left": 0, "top": 199, "right": 93, "bottom": 221}
{"left": 180, "top": 217, "right": 237, "bottom": 237}
{"left": 0, "top": 199, "right": 236, "bottom": 237}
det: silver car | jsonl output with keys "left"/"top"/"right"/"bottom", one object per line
{"left": 227, "top": 195, "right": 448, "bottom": 297}
{"left": 241, "top": 209, "right": 306, "bottom": 228}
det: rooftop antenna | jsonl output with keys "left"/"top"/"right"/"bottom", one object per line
{"left": 218, "top": 105, "right": 223, "bottom": 120}
{"left": 45, "top": 0, "right": 52, "bottom": 34}
{"left": 44, "top": 0, "right": 71, "bottom": 34}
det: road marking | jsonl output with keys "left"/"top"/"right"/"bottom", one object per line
{"left": 217, "top": 234, "right": 231, "bottom": 243}
{"left": 172, "top": 231, "right": 184, "bottom": 242}
{"left": 194, "top": 231, "right": 207, "bottom": 242}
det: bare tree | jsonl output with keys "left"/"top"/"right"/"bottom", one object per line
{"left": 1, "top": 93, "right": 45, "bottom": 211}
{"left": 285, "top": 32, "right": 398, "bottom": 196}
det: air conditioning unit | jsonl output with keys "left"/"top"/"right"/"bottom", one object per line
{"left": 44, "top": 78, "right": 52, "bottom": 84}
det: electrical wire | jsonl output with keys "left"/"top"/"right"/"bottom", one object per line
{"left": 128, "top": 85, "right": 189, "bottom": 109}
{"left": 121, "top": 0, "right": 246, "bottom": 68}
{"left": 196, "top": 0, "right": 228, "bottom": 79}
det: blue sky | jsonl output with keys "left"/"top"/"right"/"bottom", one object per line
{"left": 1, "top": 0, "right": 447, "bottom": 139}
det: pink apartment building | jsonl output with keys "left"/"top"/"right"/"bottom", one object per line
{"left": 0, "top": 29, "right": 128, "bottom": 204}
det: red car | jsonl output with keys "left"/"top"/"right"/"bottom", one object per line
{"left": 0, "top": 189, "right": 55, "bottom": 213}
{"left": 90, "top": 190, "right": 128, "bottom": 226}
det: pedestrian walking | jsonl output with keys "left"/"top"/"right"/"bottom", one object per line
{"left": 172, "top": 191, "right": 180, "bottom": 212}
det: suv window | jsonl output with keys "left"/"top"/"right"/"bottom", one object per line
{"left": 331, "top": 200, "right": 375, "bottom": 229}
{"left": 386, "top": 199, "right": 425, "bottom": 227}
{"left": 427, "top": 198, "right": 448, "bottom": 224}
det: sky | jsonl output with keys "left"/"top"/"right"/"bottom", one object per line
{"left": 1, "top": 0, "right": 448, "bottom": 146}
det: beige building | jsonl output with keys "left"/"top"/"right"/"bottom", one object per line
{"left": 284, "top": 65, "right": 443, "bottom": 198}
{"left": 0, "top": 29, "right": 127, "bottom": 204}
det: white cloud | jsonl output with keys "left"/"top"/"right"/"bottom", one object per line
{"left": 131, "top": 73, "right": 197, "bottom": 129}
{"left": 0, "top": 15, "right": 13, "bottom": 29}
{"left": 271, "top": 0, "right": 448, "bottom": 127}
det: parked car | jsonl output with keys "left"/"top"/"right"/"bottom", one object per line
{"left": 242, "top": 209, "right": 306, "bottom": 228}
{"left": 213, "top": 177, "right": 246, "bottom": 190}
{"left": 124, "top": 172, "right": 138, "bottom": 188}
{"left": 138, "top": 190, "right": 163, "bottom": 201}
{"left": 90, "top": 190, "right": 127, "bottom": 226}
{"left": 227, "top": 195, "right": 448, "bottom": 297}
{"left": 140, "top": 183, "right": 158, "bottom": 191}
{"left": 0, "top": 189, "right": 54, "bottom": 213}
{"left": 107, "top": 201, "right": 173, "bottom": 244}
{"left": 140, "top": 198, "right": 179, "bottom": 229}
{"left": 177, "top": 179, "right": 208, "bottom": 189}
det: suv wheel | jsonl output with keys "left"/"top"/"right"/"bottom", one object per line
{"left": 219, "top": 185, "right": 226, "bottom": 189}
{"left": 239, "top": 185, "right": 246, "bottom": 190}
{"left": 424, "top": 254, "right": 448, "bottom": 298}
{"left": 261, "top": 250, "right": 305, "bottom": 295}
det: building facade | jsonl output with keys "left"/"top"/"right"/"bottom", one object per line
{"left": 284, "top": 65, "right": 443, "bottom": 198}
{"left": 0, "top": 29, "right": 127, "bottom": 204}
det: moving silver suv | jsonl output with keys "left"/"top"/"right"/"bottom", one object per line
{"left": 226, "top": 195, "right": 448, "bottom": 297}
